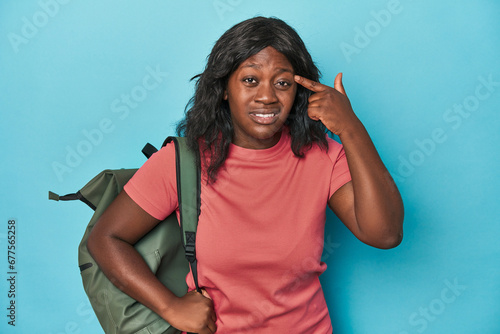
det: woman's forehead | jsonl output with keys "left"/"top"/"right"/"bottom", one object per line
{"left": 237, "top": 47, "right": 293, "bottom": 71}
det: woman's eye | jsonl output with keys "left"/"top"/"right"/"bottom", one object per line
{"left": 243, "top": 78, "right": 257, "bottom": 84}
{"left": 276, "top": 81, "right": 291, "bottom": 87}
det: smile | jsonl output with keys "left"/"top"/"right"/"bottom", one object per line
{"left": 249, "top": 112, "right": 280, "bottom": 125}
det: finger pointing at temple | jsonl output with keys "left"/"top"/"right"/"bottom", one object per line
{"left": 293, "top": 73, "right": 357, "bottom": 136}
{"left": 295, "top": 74, "right": 347, "bottom": 96}
{"left": 294, "top": 75, "right": 328, "bottom": 92}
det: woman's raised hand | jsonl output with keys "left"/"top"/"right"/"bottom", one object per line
{"left": 294, "top": 73, "right": 361, "bottom": 137}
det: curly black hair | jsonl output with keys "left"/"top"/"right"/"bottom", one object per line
{"left": 177, "top": 16, "right": 328, "bottom": 183}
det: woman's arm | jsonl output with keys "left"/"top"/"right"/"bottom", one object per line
{"left": 295, "top": 74, "right": 404, "bottom": 249}
{"left": 87, "top": 191, "right": 217, "bottom": 333}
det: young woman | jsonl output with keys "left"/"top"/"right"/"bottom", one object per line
{"left": 87, "top": 16, "right": 404, "bottom": 334}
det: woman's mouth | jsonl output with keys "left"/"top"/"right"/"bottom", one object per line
{"left": 249, "top": 112, "right": 280, "bottom": 125}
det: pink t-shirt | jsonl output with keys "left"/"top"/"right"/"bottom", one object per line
{"left": 124, "top": 130, "right": 351, "bottom": 333}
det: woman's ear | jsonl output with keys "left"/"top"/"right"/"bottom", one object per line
{"left": 223, "top": 90, "right": 228, "bottom": 100}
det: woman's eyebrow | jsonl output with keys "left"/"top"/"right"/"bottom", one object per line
{"left": 276, "top": 67, "right": 294, "bottom": 74}
{"left": 241, "top": 64, "right": 294, "bottom": 74}
{"left": 241, "top": 63, "right": 260, "bottom": 69}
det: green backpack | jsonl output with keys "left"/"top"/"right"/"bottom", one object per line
{"left": 49, "top": 137, "right": 201, "bottom": 334}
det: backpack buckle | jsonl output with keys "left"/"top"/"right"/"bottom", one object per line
{"left": 185, "top": 232, "right": 196, "bottom": 263}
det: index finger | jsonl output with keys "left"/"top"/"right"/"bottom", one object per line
{"left": 294, "top": 75, "right": 327, "bottom": 92}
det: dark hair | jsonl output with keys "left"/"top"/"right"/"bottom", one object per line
{"left": 177, "top": 16, "right": 328, "bottom": 183}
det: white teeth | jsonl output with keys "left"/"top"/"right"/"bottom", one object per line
{"left": 254, "top": 113, "right": 275, "bottom": 118}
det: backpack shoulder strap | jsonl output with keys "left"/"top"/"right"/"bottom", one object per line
{"left": 164, "top": 136, "right": 201, "bottom": 292}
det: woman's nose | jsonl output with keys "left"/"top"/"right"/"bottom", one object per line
{"left": 254, "top": 82, "right": 278, "bottom": 104}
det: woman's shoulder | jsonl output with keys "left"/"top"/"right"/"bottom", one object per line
{"left": 305, "top": 133, "right": 343, "bottom": 152}
{"left": 324, "top": 135, "right": 346, "bottom": 165}
{"left": 132, "top": 139, "right": 177, "bottom": 180}
{"left": 305, "top": 134, "right": 345, "bottom": 164}
{"left": 156, "top": 140, "right": 177, "bottom": 157}
{"left": 325, "top": 134, "right": 343, "bottom": 151}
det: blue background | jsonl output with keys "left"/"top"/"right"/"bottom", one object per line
{"left": 1, "top": 1, "right": 499, "bottom": 333}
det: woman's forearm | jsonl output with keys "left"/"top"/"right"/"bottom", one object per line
{"left": 87, "top": 231, "right": 178, "bottom": 319}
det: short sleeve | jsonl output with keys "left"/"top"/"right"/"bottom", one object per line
{"left": 327, "top": 137, "right": 352, "bottom": 199}
{"left": 123, "top": 143, "right": 178, "bottom": 220}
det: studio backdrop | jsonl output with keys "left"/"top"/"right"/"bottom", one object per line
{"left": 1, "top": 1, "right": 499, "bottom": 333}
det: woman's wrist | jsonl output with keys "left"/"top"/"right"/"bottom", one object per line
{"left": 156, "top": 293, "right": 181, "bottom": 322}
{"left": 336, "top": 117, "right": 365, "bottom": 142}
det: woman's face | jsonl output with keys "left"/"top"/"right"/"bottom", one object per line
{"left": 224, "top": 46, "right": 297, "bottom": 149}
